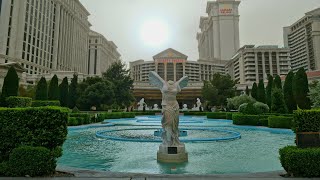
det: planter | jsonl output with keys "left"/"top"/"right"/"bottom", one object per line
{"left": 296, "top": 132, "right": 320, "bottom": 148}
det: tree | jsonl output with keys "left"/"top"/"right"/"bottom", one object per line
{"left": 251, "top": 82, "right": 258, "bottom": 100}
{"left": 245, "top": 86, "right": 250, "bottom": 96}
{"left": 309, "top": 82, "right": 320, "bottom": 108}
{"left": 273, "top": 75, "right": 282, "bottom": 89}
{"left": 48, "top": 75, "right": 59, "bottom": 100}
{"left": 271, "top": 88, "right": 288, "bottom": 114}
{"left": 59, "top": 77, "right": 69, "bottom": 107}
{"left": 257, "top": 79, "right": 266, "bottom": 103}
{"left": 293, "top": 68, "right": 311, "bottom": 109}
{"left": 201, "top": 73, "right": 235, "bottom": 107}
{"left": 68, "top": 74, "right": 78, "bottom": 109}
{"left": 78, "top": 81, "right": 115, "bottom": 110}
{"left": 103, "top": 61, "right": 135, "bottom": 108}
{"left": 266, "top": 75, "right": 273, "bottom": 108}
{"left": 227, "top": 94, "right": 256, "bottom": 110}
{"left": 283, "top": 71, "right": 296, "bottom": 113}
{"left": 35, "top": 77, "right": 48, "bottom": 100}
{"left": 1, "top": 66, "right": 19, "bottom": 105}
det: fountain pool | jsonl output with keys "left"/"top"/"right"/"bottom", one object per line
{"left": 58, "top": 115, "right": 294, "bottom": 174}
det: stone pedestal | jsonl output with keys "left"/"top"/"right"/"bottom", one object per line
{"left": 157, "top": 144, "right": 188, "bottom": 163}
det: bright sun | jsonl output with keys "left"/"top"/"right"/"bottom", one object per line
{"left": 140, "top": 20, "right": 169, "bottom": 46}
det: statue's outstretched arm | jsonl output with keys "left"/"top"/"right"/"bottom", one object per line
{"left": 149, "top": 71, "right": 165, "bottom": 89}
{"left": 176, "top": 76, "right": 189, "bottom": 91}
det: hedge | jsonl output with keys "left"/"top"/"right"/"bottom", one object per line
{"left": 68, "top": 117, "right": 78, "bottom": 126}
{"left": 97, "top": 112, "right": 136, "bottom": 121}
{"left": 184, "top": 112, "right": 207, "bottom": 116}
{"left": 6, "top": 97, "right": 32, "bottom": 108}
{"left": 226, "top": 113, "right": 233, "bottom": 120}
{"left": 6, "top": 146, "right": 56, "bottom": 177}
{"left": 0, "top": 107, "right": 68, "bottom": 162}
{"left": 279, "top": 146, "right": 320, "bottom": 177}
{"left": 69, "top": 113, "right": 91, "bottom": 124}
{"left": 32, "top": 100, "right": 61, "bottom": 107}
{"left": 207, "top": 112, "right": 227, "bottom": 119}
{"left": 268, "top": 116, "right": 293, "bottom": 129}
{"left": 232, "top": 114, "right": 269, "bottom": 126}
{"left": 293, "top": 110, "right": 320, "bottom": 132}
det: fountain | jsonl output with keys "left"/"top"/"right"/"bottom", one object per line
{"left": 149, "top": 71, "right": 189, "bottom": 163}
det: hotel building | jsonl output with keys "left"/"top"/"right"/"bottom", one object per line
{"left": 88, "top": 30, "right": 121, "bottom": 76}
{"left": 0, "top": 0, "right": 91, "bottom": 76}
{"left": 225, "top": 45, "right": 291, "bottom": 89}
{"left": 197, "top": 0, "right": 240, "bottom": 61}
{"left": 283, "top": 8, "right": 320, "bottom": 72}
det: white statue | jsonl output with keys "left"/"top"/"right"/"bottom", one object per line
{"left": 196, "top": 98, "right": 201, "bottom": 108}
{"left": 137, "top": 98, "right": 147, "bottom": 111}
{"left": 153, "top": 104, "right": 159, "bottom": 110}
{"left": 182, "top": 104, "right": 188, "bottom": 111}
{"left": 149, "top": 71, "right": 188, "bottom": 146}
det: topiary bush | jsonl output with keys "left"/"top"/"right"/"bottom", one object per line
{"left": 6, "top": 96, "right": 32, "bottom": 108}
{"left": 279, "top": 146, "right": 320, "bottom": 177}
{"left": 32, "top": 100, "right": 60, "bottom": 107}
{"left": 207, "top": 112, "right": 227, "bottom": 119}
{"left": 69, "top": 113, "right": 91, "bottom": 125}
{"left": 293, "top": 110, "right": 320, "bottom": 132}
{"left": 0, "top": 107, "right": 68, "bottom": 162}
{"left": 253, "top": 102, "right": 269, "bottom": 114}
{"left": 226, "top": 112, "right": 234, "bottom": 120}
{"left": 227, "top": 95, "right": 256, "bottom": 110}
{"left": 268, "top": 116, "right": 293, "bottom": 129}
{"left": 6, "top": 146, "right": 56, "bottom": 177}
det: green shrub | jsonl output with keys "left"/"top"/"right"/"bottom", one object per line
{"left": 268, "top": 116, "right": 293, "bottom": 129}
{"left": 227, "top": 95, "right": 256, "bottom": 110}
{"left": 0, "top": 162, "right": 8, "bottom": 176}
{"left": 134, "top": 111, "right": 156, "bottom": 116}
{"left": 239, "top": 103, "right": 258, "bottom": 115}
{"left": 32, "top": 100, "right": 60, "bottom": 107}
{"left": 233, "top": 114, "right": 269, "bottom": 126}
{"left": 68, "top": 117, "right": 78, "bottom": 126}
{"left": 254, "top": 102, "right": 269, "bottom": 114}
{"left": 6, "top": 96, "right": 32, "bottom": 108}
{"left": 207, "top": 112, "right": 227, "bottom": 119}
{"left": 122, "top": 112, "right": 136, "bottom": 118}
{"left": 260, "top": 118, "right": 269, "bottom": 127}
{"left": 7, "top": 146, "right": 56, "bottom": 177}
{"left": 184, "top": 112, "right": 207, "bottom": 116}
{"left": 69, "top": 113, "right": 91, "bottom": 124}
{"left": 293, "top": 110, "right": 320, "bottom": 132}
{"left": 279, "top": 146, "right": 320, "bottom": 177}
{"left": 0, "top": 107, "right": 68, "bottom": 162}
{"left": 226, "top": 113, "right": 233, "bottom": 120}
{"left": 97, "top": 112, "right": 136, "bottom": 121}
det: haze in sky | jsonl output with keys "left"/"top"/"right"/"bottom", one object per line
{"left": 80, "top": 0, "right": 320, "bottom": 62}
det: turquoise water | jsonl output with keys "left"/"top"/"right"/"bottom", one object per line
{"left": 58, "top": 115, "right": 295, "bottom": 174}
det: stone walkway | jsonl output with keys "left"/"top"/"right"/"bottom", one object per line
{"left": 0, "top": 166, "right": 314, "bottom": 179}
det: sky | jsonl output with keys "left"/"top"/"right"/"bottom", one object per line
{"left": 79, "top": 0, "right": 320, "bottom": 63}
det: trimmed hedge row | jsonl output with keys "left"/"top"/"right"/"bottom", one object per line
{"left": 293, "top": 110, "right": 320, "bottom": 132}
{"left": 32, "top": 100, "right": 60, "bottom": 107}
{"left": 0, "top": 107, "right": 68, "bottom": 162}
{"left": 268, "top": 116, "right": 293, "bottom": 129}
{"left": 6, "top": 97, "right": 32, "bottom": 108}
{"left": 97, "top": 112, "right": 136, "bottom": 121}
{"left": 232, "top": 114, "right": 269, "bottom": 126}
{"left": 207, "top": 112, "right": 227, "bottom": 119}
{"left": 183, "top": 112, "right": 207, "bottom": 116}
{"left": 69, "top": 113, "right": 91, "bottom": 126}
{"left": 279, "top": 146, "right": 320, "bottom": 177}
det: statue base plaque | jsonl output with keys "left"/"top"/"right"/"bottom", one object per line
{"left": 157, "top": 144, "right": 188, "bottom": 163}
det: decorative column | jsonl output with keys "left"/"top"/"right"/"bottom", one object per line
{"left": 255, "top": 52, "right": 259, "bottom": 82}
{"left": 164, "top": 62, "right": 167, "bottom": 81}
{"left": 173, "top": 62, "right": 177, "bottom": 82}
{"left": 269, "top": 52, "right": 273, "bottom": 76}
{"left": 276, "top": 52, "right": 280, "bottom": 75}
{"left": 262, "top": 52, "right": 267, "bottom": 80}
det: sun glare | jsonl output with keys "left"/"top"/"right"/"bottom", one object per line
{"left": 140, "top": 20, "right": 169, "bottom": 47}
